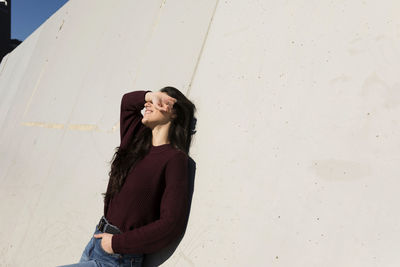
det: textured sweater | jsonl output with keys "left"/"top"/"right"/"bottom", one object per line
{"left": 104, "top": 90, "right": 190, "bottom": 254}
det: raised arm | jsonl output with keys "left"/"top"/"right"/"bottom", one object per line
{"left": 104, "top": 90, "right": 152, "bottom": 216}
{"left": 111, "top": 151, "right": 190, "bottom": 254}
{"left": 119, "top": 90, "right": 152, "bottom": 149}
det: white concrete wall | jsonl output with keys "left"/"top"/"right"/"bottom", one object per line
{"left": 1, "top": 0, "right": 400, "bottom": 266}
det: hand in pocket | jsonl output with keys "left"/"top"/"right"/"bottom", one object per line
{"left": 93, "top": 232, "right": 114, "bottom": 254}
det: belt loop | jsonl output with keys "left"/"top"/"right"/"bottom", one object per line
{"left": 97, "top": 216, "right": 105, "bottom": 232}
{"left": 102, "top": 215, "right": 109, "bottom": 224}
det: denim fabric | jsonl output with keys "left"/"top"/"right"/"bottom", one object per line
{"left": 57, "top": 223, "right": 144, "bottom": 267}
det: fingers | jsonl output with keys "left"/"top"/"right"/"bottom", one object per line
{"left": 167, "top": 97, "right": 177, "bottom": 106}
{"left": 163, "top": 97, "right": 177, "bottom": 112}
{"left": 155, "top": 104, "right": 168, "bottom": 112}
{"left": 159, "top": 92, "right": 176, "bottom": 104}
{"left": 163, "top": 101, "right": 175, "bottom": 112}
{"left": 94, "top": 232, "right": 112, "bottom": 238}
{"left": 156, "top": 100, "right": 175, "bottom": 112}
{"left": 151, "top": 92, "right": 177, "bottom": 112}
{"left": 153, "top": 101, "right": 164, "bottom": 112}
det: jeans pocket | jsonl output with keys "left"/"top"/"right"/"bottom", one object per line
{"left": 93, "top": 228, "right": 123, "bottom": 263}
{"left": 98, "top": 237, "right": 115, "bottom": 256}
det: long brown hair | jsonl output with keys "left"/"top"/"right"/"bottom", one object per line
{"left": 101, "top": 86, "right": 197, "bottom": 204}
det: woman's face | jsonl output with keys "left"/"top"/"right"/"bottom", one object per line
{"left": 141, "top": 101, "right": 176, "bottom": 128}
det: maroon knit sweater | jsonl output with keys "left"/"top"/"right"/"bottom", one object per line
{"left": 104, "top": 90, "right": 190, "bottom": 254}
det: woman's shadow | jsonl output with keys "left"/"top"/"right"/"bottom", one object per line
{"left": 142, "top": 157, "right": 196, "bottom": 267}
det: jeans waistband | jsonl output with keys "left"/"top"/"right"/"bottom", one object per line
{"left": 97, "top": 215, "right": 122, "bottom": 234}
{"left": 97, "top": 216, "right": 144, "bottom": 258}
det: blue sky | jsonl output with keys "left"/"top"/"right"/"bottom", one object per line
{"left": 11, "top": 0, "right": 69, "bottom": 41}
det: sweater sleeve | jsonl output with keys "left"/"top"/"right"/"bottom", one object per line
{"left": 104, "top": 90, "right": 152, "bottom": 217}
{"left": 111, "top": 151, "right": 190, "bottom": 254}
{"left": 119, "top": 90, "right": 152, "bottom": 150}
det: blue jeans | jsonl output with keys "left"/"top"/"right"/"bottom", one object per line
{"left": 57, "top": 224, "right": 144, "bottom": 267}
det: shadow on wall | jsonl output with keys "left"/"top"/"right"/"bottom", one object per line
{"left": 142, "top": 157, "right": 197, "bottom": 267}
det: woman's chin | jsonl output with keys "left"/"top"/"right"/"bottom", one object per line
{"left": 141, "top": 118, "right": 152, "bottom": 128}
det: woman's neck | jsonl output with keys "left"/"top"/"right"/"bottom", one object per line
{"left": 151, "top": 123, "right": 170, "bottom": 146}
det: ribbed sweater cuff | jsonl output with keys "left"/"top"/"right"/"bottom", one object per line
{"left": 111, "top": 233, "right": 124, "bottom": 254}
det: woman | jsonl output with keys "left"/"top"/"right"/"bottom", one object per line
{"left": 58, "top": 86, "right": 197, "bottom": 267}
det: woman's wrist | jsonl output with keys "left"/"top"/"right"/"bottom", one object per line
{"left": 145, "top": 91, "right": 153, "bottom": 102}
